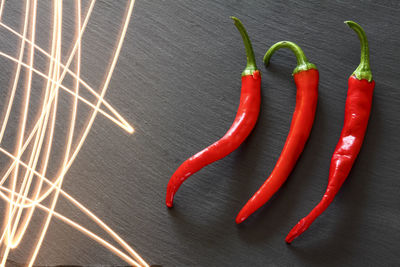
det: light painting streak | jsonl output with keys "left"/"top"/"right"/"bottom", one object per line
{"left": 0, "top": 0, "right": 148, "bottom": 266}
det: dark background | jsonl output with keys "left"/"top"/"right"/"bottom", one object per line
{"left": 1, "top": 0, "right": 399, "bottom": 266}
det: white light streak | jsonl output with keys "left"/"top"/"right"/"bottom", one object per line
{"left": 0, "top": 0, "right": 148, "bottom": 266}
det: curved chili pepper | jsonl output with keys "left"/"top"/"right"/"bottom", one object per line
{"left": 166, "top": 17, "right": 261, "bottom": 208}
{"left": 236, "top": 41, "right": 318, "bottom": 224}
{"left": 286, "top": 21, "right": 375, "bottom": 243}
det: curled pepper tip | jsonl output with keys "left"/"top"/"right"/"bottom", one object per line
{"left": 166, "top": 187, "right": 175, "bottom": 208}
{"left": 235, "top": 214, "right": 246, "bottom": 224}
{"left": 166, "top": 201, "right": 174, "bottom": 208}
{"left": 235, "top": 203, "right": 254, "bottom": 224}
{"left": 285, "top": 228, "right": 298, "bottom": 243}
{"left": 285, "top": 218, "right": 308, "bottom": 243}
{"left": 285, "top": 233, "right": 295, "bottom": 244}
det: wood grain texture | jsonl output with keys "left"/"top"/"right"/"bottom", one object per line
{"left": 0, "top": 0, "right": 399, "bottom": 266}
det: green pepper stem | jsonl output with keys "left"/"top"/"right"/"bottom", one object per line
{"left": 263, "top": 41, "right": 316, "bottom": 75}
{"left": 231, "top": 17, "right": 258, "bottom": 76}
{"left": 345, "top": 21, "right": 373, "bottom": 82}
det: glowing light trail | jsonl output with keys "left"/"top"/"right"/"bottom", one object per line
{"left": 0, "top": 0, "right": 148, "bottom": 266}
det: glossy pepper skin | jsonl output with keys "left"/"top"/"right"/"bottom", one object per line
{"left": 236, "top": 41, "right": 318, "bottom": 223}
{"left": 286, "top": 21, "right": 375, "bottom": 243}
{"left": 166, "top": 17, "right": 261, "bottom": 208}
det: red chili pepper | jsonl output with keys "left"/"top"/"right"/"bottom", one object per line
{"left": 236, "top": 41, "right": 318, "bottom": 223}
{"left": 166, "top": 17, "right": 261, "bottom": 208}
{"left": 286, "top": 21, "right": 375, "bottom": 243}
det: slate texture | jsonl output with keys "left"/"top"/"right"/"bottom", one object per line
{"left": 0, "top": 0, "right": 399, "bottom": 266}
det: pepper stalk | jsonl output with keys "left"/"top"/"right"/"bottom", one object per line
{"left": 345, "top": 21, "right": 373, "bottom": 82}
{"left": 231, "top": 17, "right": 258, "bottom": 76}
{"left": 263, "top": 41, "right": 317, "bottom": 75}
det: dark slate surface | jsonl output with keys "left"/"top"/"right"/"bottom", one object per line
{"left": 0, "top": 0, "right": 399, "bottom": 266}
